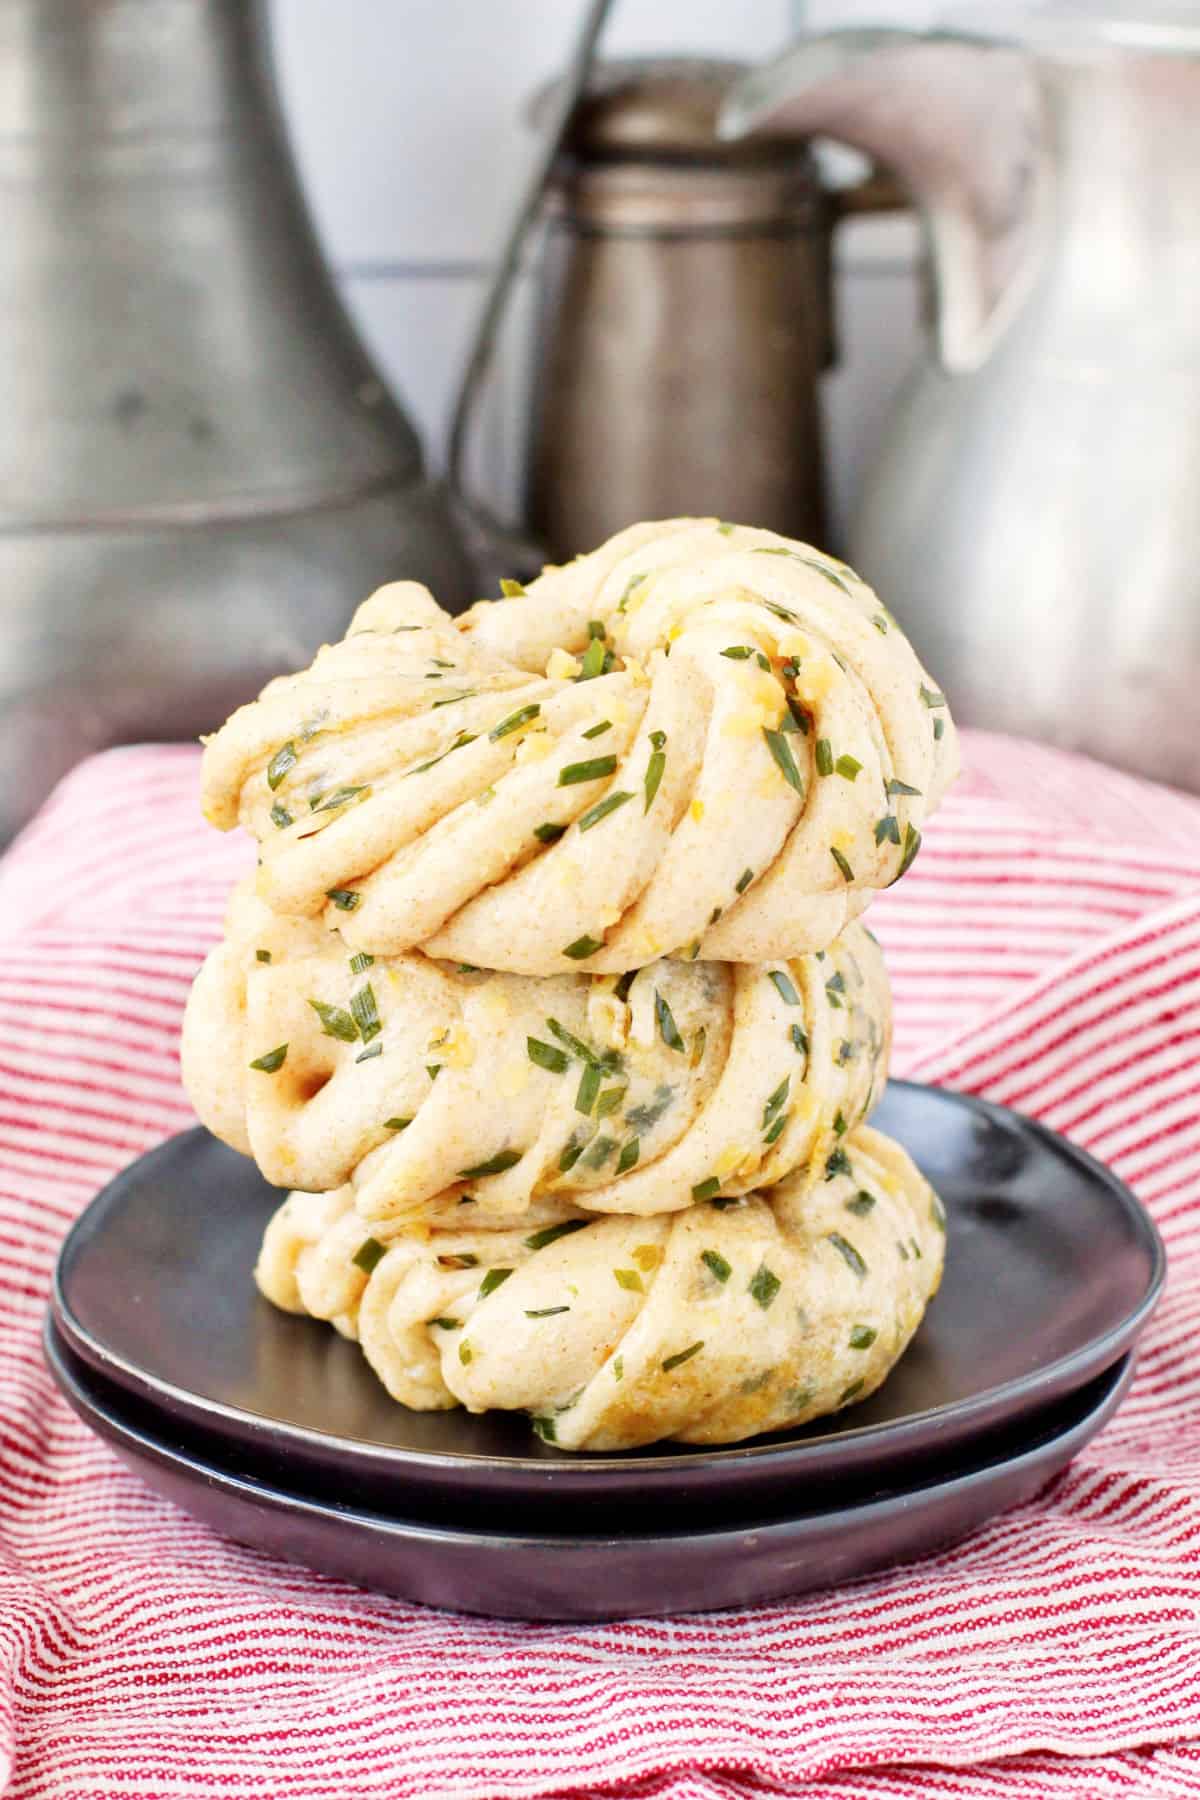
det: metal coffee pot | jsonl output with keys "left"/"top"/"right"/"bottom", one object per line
{"left": 724, "top": 4, "right": 1200, "bottom": 789}
{"left": 0, "top": 0, "right": 473, "bottom": 840}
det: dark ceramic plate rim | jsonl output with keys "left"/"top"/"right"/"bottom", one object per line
{"left": 45, "top": 1317, "right": 1134, "bottom": 1547}
{"left": 50, "top": 1082, "right": 1165, "bottom": 1481}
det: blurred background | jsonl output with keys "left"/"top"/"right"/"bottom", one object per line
{"left": 3, "top": 0, "right": 1199, "bottom": 837}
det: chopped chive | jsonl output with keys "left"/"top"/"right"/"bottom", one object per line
{"left": 612, "top": 1355, "right": 625, "bottom": 1380}
{"left": 559, "top": 754, "right": 617, "bottom": 786}
{"left": 269, "top": 802, "right": 293, "bottom": 829}
{"left": 458, "top": 1149, "right": 522, "bottom": 1179}
{"left": 311, "top": 784, "right": 368, "bottom": 814}
{"left": 644, "top": 743, "right": 666, "bottom": 812}
{"left": 266, "top": 742, "right": 297, "bottom": 790}
{"left": 801, "top": 557, "right": 853, "bottom": 594}
{"left": 582, "top": 719, "right": 612, "bottom": 739}
{"left": 478, "top": 1267, "right": 513, "bottom": 1298}
{"left": 815, "top": 738, "right": 834, "bottom": 777}
{"left": 886, "top": 778, "right": 922, "bottom": 797}
{"left": 833, "top": 1109, "right": 848, "bottom": 1136}
{"left": 530, "top": 1414, "right": 556, "bottom": 1442}
{"left": 596, "top": 1085, "right": 626, "bottom": 1118}
{"left": 255, "top": 949, "right": 271, "bottom": 964}
{"left": 692, "top": 1176, "right": 722, "bottom": 1202}
{"left": 849, "top": 1324, "right": 878, "bottom": 1350}
{"left": 437, "top": 1251, "right": 478, "bottom": 1270}
{"left": 431, "top": 688, "right": 478, "bottom": 709}
{"left": 349, "top": 952, "right": 375, "bottom": 974}
{"left": 919, "top": 684, "right": 946, "bottom": 709}
{"left": 836, "top": 1039, "right": 856, "bottom": 1066}
{"left": 526, "top": 1306, "right": 570, "bottom": 1319}
{"left": 840, "top": 1378, "right": 866, "bottom": 1403}
{"left": 769, "top": 969, "right": 801, "bottom": 1006}
{"left": 762, "top": 598, "right": 801, "bottom": 625}
{"left": 352, "top": 1237, "right": 387, "bottom": 1275}
{"left": 897, "top": 1239, "right": 911, "bottom": 1261}
{"left": 721, "top": 645, "right": 755, "bottom": 661}
{"left": 846, "top": 1191, "right": 876, "bottom": 1216}
{"left": 934, "top": 716, "right": 946, "bottom": 741}
{"left": 383, "top": 1117, "right": 412, "bottom": 1134}
{"left": 426, "top": 1064, "right": 441, "bottom": 1080}
{"left": 563, "top": 935, "right": 604, "bottom": 959}
{"left": 873, "top": 614, "right": 889, "bottom": 634}
{"left": 763, "top": 1077, "right": 790, "bottom": 1127}
{"left": 791, "top": 1024, "right": 809, "bottom": 1055}
{"left": 458, "top": 1341, "right": 474, "bottom": 1366}
{"left": 350, "top": 983, "right": 381, "bottom": 1044}
{"left": 830, "top": 846, "right": 855, "bottom": 883}
{"left": 525, "top": 1220, "right": 589, "bottom": 1252}
{"left": 835, "top": 754, "right": 862, "bottom": 781}
{"left": 579, "top": 790, "right": 634, "bottom": 832}
{"left": 931, "top": 1192, "right": 947, "bottom": 1233}
{"left": 308, "top": 999, "right": 358, "bottom": 1043}
{"left": 528, "top": 1037, "right": 570, "bottom": 1074}
{"left": 716, "top": 521, "right": 735, "bottom": 535}
{"left": 500, "top": 578, "right": 526, "bottom": 597}
{"left": 763, "top": 1112, "right": 789, "bottom": 1146}
{"left": 763, "top": 727, "right": 805, "bottom": 795}
{"left": 534, "top": 822, "right": 566, "bottom": 844}
{"left": 249, "top": 1044, "right": 288, "bottom": 1073}
{"left": 576, "top": 1063, "right": 602, "bottom": 1115}
{"left": 355, "top": 1042, "right": 383, "bottom": 1063}
{"left": 587, "top": 619, "right": 605, "bottom": 640}
{"left": 690, "top": 1025, "right": 707, "bottom": 1067}
{"left": 825, "top": 1146, "right": 852, "bottom": 1181}
{"left": 582, "top": 1133, "right": 616, "bottom": 1168}
{"left": 828, "top": 1231, "right": 868, "bottom": 1277}
{"left": 701, "top": 1249, "right": 732, "bottom": 1284}
{"left": 875, "top": 814, "right": 901, "bottom": 847}
{"left": 655, "top": 990, "right": 686, "bottom": 1053}
{"left": 784, "top": 695, "right": 811, "bottom": 734}
{"left": 490, "top": 702, "right": 540, "bottom": 741}
{"left": 327, "top": 888, "right": 361, "bottom": 913}
{"left": 662, "top": 1341, "right": 704, "bottom": 1372}
{"left": 896, "top": 823, "right": 922, "bottom": 879}
{"left": 911, "top": 1236, "right": 923, "bottom": 1260}
{"left": 826, "top": 970, "right": 846, "bottom": 1002}
{"left": 617, "top": 571, "right": 646, "bottom": 611}
{"left": 711, "top": 1196, "right": 740, "bottom": 1211}
{"left": 410, "top": 730, "right": 477, "bottom": 775}
{"left": 558, "top": 1136, "right": 585, "bottom": 1173}
{"left": 430, "top": 1317, "right": 460, "bottom": 1330}
{"left": 545, "top": 1018, "right": 597, "bottom": 1064}
{"left": 736, "top": 868, "right": 754, "bottom": 895}
{"left": 614, "top": 1267, "right": 644, "bottom": 1293}
{"left": 749, "top": 1264, "right": 781, "bottom": 1309}
{"left": 616, "top": 1136, "right": 640, "bottom": 1174}
{"left": 577, "top": 635, "right": 609, "bottom": 681}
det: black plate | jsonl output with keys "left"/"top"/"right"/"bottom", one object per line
{"left": 45, "top": 1321, "right": 1134, "bottom": 1621}
{"left": 50, "top": 1082, "right": 1163, "bottom": 1522}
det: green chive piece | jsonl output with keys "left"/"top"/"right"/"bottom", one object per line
{"left": 830, "top": 846, "right": 855, "bottom": 883}
{"left": 846, "top": 1191, "right": 876, "bottom": 1216}
{"left": 596, "top": 1085, "right": 625, "bottom": 1119}
{"left": 579, "top": 790, "right": 634, "bottom": 832}
{"left": 721, "top": 645, "right": 755, "bottom": 661}
{"left": 563, "top": 935, "right": 604, "bottom": 960}
{"left": 383, "top": 1117, "right": 411, "bottom": 1133}
{"left": 559, "top": 755, "right": 617, "bottom": 787}
{"left": 769, "top": 969, "right": 801, "bottom": 1007}
{"left": 575, "top": 1063, "right": 602, "bottom": 1115}
{"left": 612, "top": 1355, "right": 625, "bottom": 1380}
{"left": 655, "top": 990, "right": 685, "bottom": 1053}
{"left": 692, "top": 1176, "right": 721, "bottom": 1202}
{"left": 410, "top": 730, "right": 477, "bottom": 775}
{"left": 266, "top": 742, "right": 298, "bottom": 790}
{"left": 308, "top": 999, "right": 357, "bottom": 1043}
{"left": 355, "top": 1042, "right": 382, "bottom": 1063}
{"left": 840, "top": 1378, "right": 866, "bottom": 1403}
{"left": 534, "top": 822, "right": 566, "bottom": 843}
{"left": 896, "top": 823, "right": 922, "bottom": 879}
{"left": 835, "top": 754, "right": 862, "bottom": 781}
{"left": 545, "top": 1018, "right": 598, "bottom": 1065}
{"left": 490, "top": 702, "right": 540, "bottom": 741}
{"left": 763, "top": 727, "right": 805, "bottom": 795}
{"left": 784, "top": 695, "right": 811, "bottom": 735}
{"left": 350, "top": 983, "right": 381, "bottom": 1044}
{"left": 715, "top": 521, "right": 735, "bottom": 535}
{"left": 873, "top": 614, "right": 889, "bottom": 634}
{"left": 326, "top": 888, "right": 360, "bottom": 912}
{"left": 249, "top": 1044, "right": 287, "bottom": 1073}
{"left": 458, "top": 1149, "right": 522, "bottom": 1179}
{"left": 616, "top": 1136, "right": 640, "bottom": 1175}
{"left": 749, "top": 1264, "right": 781, "bottom": 1310}
{"left": 826, "top": 1146, "right": 852, "bottom": 1181}
{"left": 430, "top": 1317, "right": 460, "bottom": 1330}
{"left": 352, "top": 1237, "right": 387, "bottom": 1275}
{"left": 582, "top": 1134, "right": 616, "bottom": 1169}
{"left": 526, "top": 1306, "right": 570, "bottom": 1319}
{"left": 349, "top": 952, "right": 375, "bottom": 974}
{"left": 582, "top": 719, "right": 612, "bottom": 739}
{"left": 527, "top": 1037, "right": 569, "bottom": 1074}
{"left": 931, "top": 1192, "right": 947, "bottom": 1233}
{"left": 826, "top": 970, "right": 846, "bottom": 1002}
{"left": 934, "top": 716, "right": 946, "bottom": 741}
{"left": 614, "top": 1268, "right": 644, "bottom": 1293}
{"left": 791, "top": 1024, "right": 809, "bottom": 1055}
{"left": 815, "top": 738, "right": 834, "bottom": 777}
{"left": 500, "top": 578, "right": 526, "bottom": 597}
{"left": 644, "top": 745, "right": 666, "bottom": 812}
{"left": 736, "top": 868, "right": 754, "bottom": 895}
{"left": 311, "top": 784, "right": 368, "bottom": 814}
{"left": 850, "top": 1324, "right": 878, "bottom": 1349}
{"left": 875, "top": 814, "right": 901, "bottom": 847}
{"left": 833, "top": 1109, "right": 848, "bottom": 1136}
{"left": 662, "top": 1341, "right": 704, "bottom": 1372}
{"left": 558, "top": 1136, "right": 585, "bottom": 1173}
{"left": 919, "top": 684, "right": 946, "bottom": 709}
{"left": 478, "top": 1267, "right": 514, "bottom": 1299}
{"left": 525, "top": 1220, "right": 589, "bottom": 1252}
{"left": 763, "top": 1076, "right": 791, "bottom": 1126}
{"left": 886, "top": 778, "right": 922, "bottom": 797}
{"left": 617, "top": 571, "right": 646, "bottom": 612}
{"left": 427, "top": 1064, "right": 441, "bottom": 1081}
{"left": 701, "top": 1250, "right": 731, "bottom": 1284}
{"left": 577, "top": 635, "right": 608, "bottom": 681}
{"left": 763, "top": 1112, "right": 789, "bottom": 1146}
{"left": 436, "top": 1252, "right": 478, "bottom": 1270}
{"left": 530, "top": 1414, "right": 556, "bottom": 1442}
{"left": 269, "top": 802, "right": 293, "bottom": 830}
{"left": 255, "top": 949, "right": 272, "bottom": 964}
{"left": 458, "top": 1341, "right": 474, "bottom": 1365}
{"left": 828, "top": 1231, "right": 868, "bottom": 1278}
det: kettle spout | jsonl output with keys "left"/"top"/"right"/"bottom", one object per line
{"left": 720, "top": 29, "right": 1047, "bottom": 371}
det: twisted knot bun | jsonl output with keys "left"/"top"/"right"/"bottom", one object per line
{"left": 255, "top": 1124, "right": 945, "bottom": 1450}
{"left": 200, "top": 519, "right": 958, "bottom": 974}
{"left": 183, "top": 880, "right": 891, "bottom": 1223}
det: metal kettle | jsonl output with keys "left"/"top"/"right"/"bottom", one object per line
{"left": 0, "top": 0, "right": 473, "bottom": 839}
{"left": 724, "top": 4, "right": 1200, "bottom": 789}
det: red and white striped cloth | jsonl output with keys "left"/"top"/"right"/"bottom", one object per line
{"left": 1, "top": 732, "right": 1199, "bottom": 1800}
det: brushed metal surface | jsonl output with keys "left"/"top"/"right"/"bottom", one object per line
{"left": 0, "top": 0, "right": 473, "bottom": 837}
{"left": 724, "top": 16, "right": 1200, "bottom": 788}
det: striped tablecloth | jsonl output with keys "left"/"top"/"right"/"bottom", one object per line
{"left": 1, "top": 732, "right": 1198, "bottom": 1800}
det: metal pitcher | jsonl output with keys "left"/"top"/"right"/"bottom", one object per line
{"left": 0, "top": 0, "right": 473, "bottom": 839}
{"left": 724, "top": 5, "right": 1200, "bottom": 789}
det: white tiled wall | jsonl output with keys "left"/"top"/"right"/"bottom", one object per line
{"left": 269, "top": 0, "right": 952, "bottom": 547}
